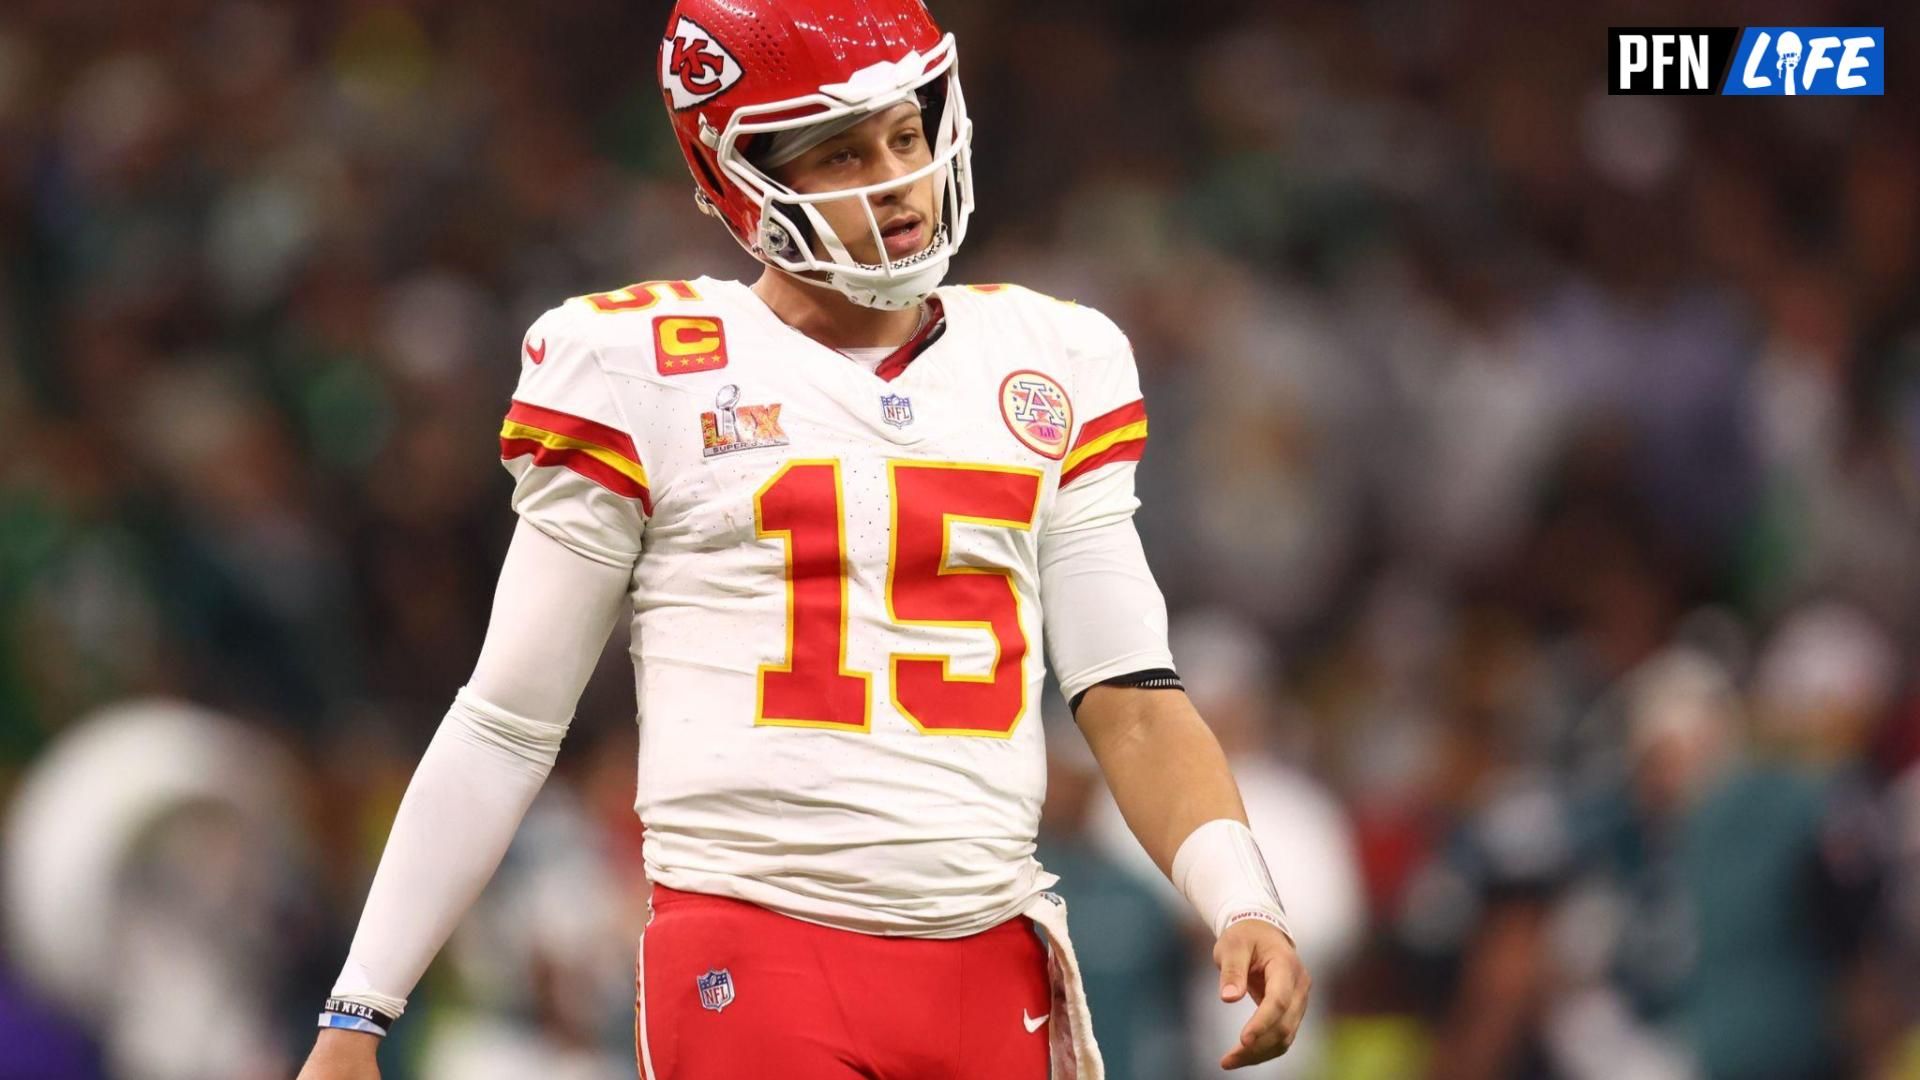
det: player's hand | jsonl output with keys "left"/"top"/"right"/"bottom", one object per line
{"left": 295, "top": 1029, "right": 382, "bottom": 1080}
{"left": 1213, "top": 919, "right": 1310, "bottom": 1070}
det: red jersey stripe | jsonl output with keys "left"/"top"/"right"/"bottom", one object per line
{"left": 1059, "top": 435, "right": 1145, "bottom": 489}
{"left": 1070, "top": 398, "right": 1148, "bottom": 452}
{"left": 504, "top": 400, "right": 642, "bottom": 464}
{"left": 500, "top": 436, "right": 654, "bottom": 515}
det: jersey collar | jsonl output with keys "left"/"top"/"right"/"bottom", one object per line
{"left": 871, "top": 296, "right": 946, "bottom": 383}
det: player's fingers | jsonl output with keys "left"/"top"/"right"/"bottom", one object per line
{"left": 1242, "top": 962, "right": 1294, "bottom": 1041}
{"left": 1232, "top": 985, "right": 1289, "bottom": 1057}
{"left": 1220, "top": 1015, "right": 1286, "bottom": 1069}
{"left": 1220, "top": 959, "right": 1304, "bottom": 1069}
{"left": 1275, "top": 972, "right": 1312, "bottom": 1046}
{"left": 1214, "top": 937, "right": 1253, "bottom": 1003}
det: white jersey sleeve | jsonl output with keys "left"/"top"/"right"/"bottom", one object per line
{"left": 498, "top": 306, "right": 649, "bottom": 567}
{"left": 1038, "top": 302, "right": 1174, "bottom": 701}
{"left": 1048, "top": 305, "right": 1149, "bottom": 534}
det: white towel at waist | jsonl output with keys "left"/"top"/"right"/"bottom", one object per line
{"left": 1020, "top": 892, "right": 1104, "bottom": 1080}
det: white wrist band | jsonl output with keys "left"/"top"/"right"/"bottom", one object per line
{"left": 1170, "top": 818, "right": 1291, "bottom": 940}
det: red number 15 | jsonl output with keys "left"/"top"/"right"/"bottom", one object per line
{"left": 754, "top": 461, "right": 1043, "bottom": 738}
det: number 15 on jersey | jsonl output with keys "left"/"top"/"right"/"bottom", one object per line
{"left": 754, "top": 460, "right": 1042, "bottom": 739}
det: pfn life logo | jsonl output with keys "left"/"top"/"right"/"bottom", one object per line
{"left": 1724, "top": 28, "right": 1883, "bottom": 95}
{"left": 1609, "top": 27, "right": 1883, "bottom": 95}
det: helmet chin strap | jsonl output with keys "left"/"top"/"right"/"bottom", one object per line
{"left": 829, "top": 252, "right": 951, "bottom": 309}
{"left": 782, "top": 233, "right": 952, "bottom": 310}
{"left": 839, "top": 185, "right": 952, "bottom": 309}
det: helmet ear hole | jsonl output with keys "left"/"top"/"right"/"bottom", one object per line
{"left": 759, "top": 203, "right": 816, "bottom": 261}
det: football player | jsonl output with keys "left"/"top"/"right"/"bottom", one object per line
{"left": 299, "top": 1, "right": 1307, "bottom": 1077}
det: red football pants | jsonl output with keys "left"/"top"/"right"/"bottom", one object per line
{"left": 635, "top": 886, "right": 1051, "bottom": 1080}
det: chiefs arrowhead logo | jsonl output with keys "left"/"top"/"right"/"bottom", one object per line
{"left": 524, "top": 337, "right": 547, "bottom": 365}
{"left": 661, "top": 17, "right": 743, "bottom": 110}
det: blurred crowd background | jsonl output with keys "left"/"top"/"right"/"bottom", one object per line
{"left": 3, "top": 1, "right": 1919, "bottom": 1077}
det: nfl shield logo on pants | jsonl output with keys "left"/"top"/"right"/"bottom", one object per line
{"left": 696, "top": 968, "right": 735, "bottom": 1012}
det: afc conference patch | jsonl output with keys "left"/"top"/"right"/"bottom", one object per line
{"left": 999, "top": 369, "right": 1074, "bottom": 460}
{"left": 696, "top": 968, "right": 735, "bottom": 1012}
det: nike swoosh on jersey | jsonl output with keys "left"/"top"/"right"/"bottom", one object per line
{"left": 525, "top": 338, "right": 547, "bottom": 364}
{"left": 1023, "top": 1009, "right": 1048, "bottom": 1033}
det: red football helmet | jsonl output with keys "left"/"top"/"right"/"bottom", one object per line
{"left": 658, "top": 0, "right": 975, "bottom": 309}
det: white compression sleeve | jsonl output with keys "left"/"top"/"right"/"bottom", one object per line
{"left": 329, "top": 520, "right": 632, "bottom": 1016}
{"left": 1039, "top": 515, "right": 1175, "bottom": 704}
{"left": 1171, "top": 819, "right": 1292, "bottom": 941}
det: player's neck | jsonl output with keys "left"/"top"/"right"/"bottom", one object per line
{"left": 751, "top": 268, "right": 926, "bottom": 351}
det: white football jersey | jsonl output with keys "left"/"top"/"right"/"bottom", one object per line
{"left": 498, "top": 277, "right": 1160, "bottom": 936}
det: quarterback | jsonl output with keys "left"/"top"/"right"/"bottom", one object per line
{"left": 299, "top": 0, "right": 1307, "bottom": 1077}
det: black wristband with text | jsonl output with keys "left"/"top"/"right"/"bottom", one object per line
{"left": 322, "top": 998, "right": 397, "bottom": 1031}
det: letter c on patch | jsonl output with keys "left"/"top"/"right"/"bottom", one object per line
{"left": 659, "top": 317, "right": 721, "bottom": 355}
{"left": 653, "top": 315, "right": 729, "bottom": 374}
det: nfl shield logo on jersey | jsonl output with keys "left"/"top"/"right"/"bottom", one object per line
{"left": 879, "top": 393, "right": 914, "bottom": 428}
{"left": 696, "top": 968, "right": 735, "bottom": 1012}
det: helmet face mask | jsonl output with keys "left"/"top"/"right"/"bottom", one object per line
{"left": 660, "top": 1, "right": 975, "bottom": 310}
